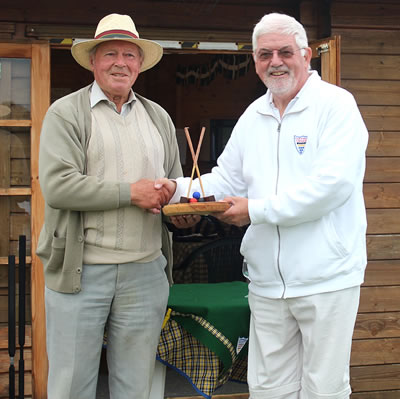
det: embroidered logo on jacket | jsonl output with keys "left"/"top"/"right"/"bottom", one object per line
{"left": 294, "top": 135, "right": 307, "bottom": 154}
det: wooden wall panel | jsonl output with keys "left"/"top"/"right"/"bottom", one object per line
{"left": 359, "top": 106, "right": 400, "bottom": 131}
{"left": 0, "top": 348, "right": 32, "bottom": 373}
{"left": 366, "top": 209, "right": 400, "bottom": 234}
{"left": 341, "top": 80, "right": 400, "bottom": 106}
{"left": 332, "top": 28, "right": 400, "bottom": 55}
{"left": 331, "top": 1, "right": 400, "bottom": 28}
{"left": 351, "top": 364, "right": 400, "bottom": 391}
{"left": 367, "top": 235, "right": 400, "bottom": 260}
{"left": 351, "top": 338, "right": 400, "bottom": 366}
{"left": 352, "top": 392, "right": 400, "bottom": 399}
{"left": 0, "top": 326, "right": 32, "bottom": 397}
{"left": 364, "top": 261, "right": 400, "bottom": 286}
{"left": 0, "top": 293, "right": 32, "bottom": 324}
{"left": 359, "top": 287, "right": 400, "bottom": 313}
{"left": 342, "top": 55, "right": 400, "bottom": 80}
{"left": 364, "top": 183, "right": 400, "bottom": 208}
{"left": 0, "top": 372, "right": 32, "bottom": 397}
{"left": 354, "top": 312, "right": 400, "bottom": 339}
{"left": 365, "top": 158, "right": 400, "bottom": 183}
{"left": 367, "top": 132, "right": 400, "bottom": 157}
{"left": 1, "top": 0, "right": 295, "bottom": 40}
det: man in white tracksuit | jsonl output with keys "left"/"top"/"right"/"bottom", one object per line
{"left": 162, "top": 12, "right": 368, "bottom": 399}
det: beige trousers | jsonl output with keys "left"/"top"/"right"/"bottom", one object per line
{"left": 45, "top": 256, "right": 169, "bottom": 399}
{"left": 248, "top": 286, "right": 360, "bottom": 399}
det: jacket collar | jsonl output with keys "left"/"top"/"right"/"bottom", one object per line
{"left": 257, "top": 70, "right": 321, "bottom": 117}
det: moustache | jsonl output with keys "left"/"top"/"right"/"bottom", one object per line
{"left": 267, "top": 67, "right": 290, "bottom": 74}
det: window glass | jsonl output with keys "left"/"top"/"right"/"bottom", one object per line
{"left": 0, "top": 195, "right": 31, "bottom": 258}
{"left": 0, "top": 58, "right": 31, "bottom": 119}
{"left": 0, "top": 127, "right": 31, "bottom": 188}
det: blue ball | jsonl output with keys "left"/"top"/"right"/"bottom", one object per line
{"left": 193, "top": 191, "right": 201, "bottom": 199}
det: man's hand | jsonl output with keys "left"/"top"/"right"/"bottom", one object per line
{"left": 130, "top": 179, "right": 171, "bottom": 213}
{"left": 213, "top": 196, "right": 250, "bottom": 226}
{"left": 169, "top": 214, "right": 201, "bottom": 229}
{"left": 155, "top": 178, "right": 177, "bottom": 202}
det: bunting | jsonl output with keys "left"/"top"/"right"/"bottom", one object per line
{"left": 176, "top": 54, "right": 252, "bottom": 86}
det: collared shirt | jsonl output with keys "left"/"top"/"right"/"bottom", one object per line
{"left": 90, "top": 80, "right": 136, "bottom": 116}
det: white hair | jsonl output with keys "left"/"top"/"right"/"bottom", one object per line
{"left": 252, "top": 13, "right": 308, "bottom": 55}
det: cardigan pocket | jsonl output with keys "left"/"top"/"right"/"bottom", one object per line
{"left": 46, "top": 233, "right": 66, "bottom": 271}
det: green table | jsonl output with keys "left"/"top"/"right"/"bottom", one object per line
{"left": 157, "top": 281, "right": 250, "bottom": 398}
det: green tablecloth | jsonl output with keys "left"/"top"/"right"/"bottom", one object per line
{"left": 168, "top": 281, "right": 250, "bottom": 371}
{"left": 157, "top": 281, "right": 250, "bottom": 398}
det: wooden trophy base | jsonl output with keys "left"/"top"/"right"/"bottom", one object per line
{"left": 162, "top": 195, "right": 230, "bottom": 216}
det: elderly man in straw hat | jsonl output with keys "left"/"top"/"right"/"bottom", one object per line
{"left": 37, "top": 13, "right": 186, "bottom": 399}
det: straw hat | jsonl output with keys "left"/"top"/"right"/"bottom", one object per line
{"left": 71, "top": 13, "right": 163, "bottom": 72}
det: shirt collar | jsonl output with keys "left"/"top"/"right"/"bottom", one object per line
{"left": 259, "top": 70, "right": 318, "bottom": 116}
{"left": 90, "top": 81, "right": 136, "bottom": 115}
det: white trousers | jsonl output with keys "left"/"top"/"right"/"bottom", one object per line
{"left": 45, "top": 256, "right": 169, "bottom": 399}
{"left": 248, "top": 286, "right": 360, "bottom": 399}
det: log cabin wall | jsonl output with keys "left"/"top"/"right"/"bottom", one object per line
{"left": 1, "top": 0, "right": 400, "bottom": 398}
{"left": 330, "top": 1, "right": 400, "bottom": 397}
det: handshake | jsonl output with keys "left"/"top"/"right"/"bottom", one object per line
{"left": 130, "top": 178, "right": 176, "bottom": 214}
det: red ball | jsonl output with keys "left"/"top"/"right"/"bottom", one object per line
{"left": 189, "top": 198, "right": 198, "bottom": 203}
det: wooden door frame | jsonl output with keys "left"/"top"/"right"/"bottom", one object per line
{"left": 30, "top": 43, "right": 50, "bottom": 399}
{"left": 309, "top": 35, "right": 341, "bottom": 86}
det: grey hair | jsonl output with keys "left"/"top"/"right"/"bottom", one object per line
{"left": 252, "top": 13, "right": 308, "bottom": 56}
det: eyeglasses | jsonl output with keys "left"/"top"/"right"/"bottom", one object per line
{"left": 257, "top": 47, "right": 304, "bottom": 61}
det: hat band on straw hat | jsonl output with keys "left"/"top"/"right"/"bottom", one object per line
{"left": 95, "top": 29, "right": 139, "bottom": 40}
{"left": 71, "top": 13, "right": 163, "bottom": 72}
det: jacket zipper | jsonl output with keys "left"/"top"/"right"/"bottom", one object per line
{"left": 275, "top": 122, "right": 286, "bottom": 298}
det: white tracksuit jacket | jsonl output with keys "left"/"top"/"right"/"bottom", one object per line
{"left": 173, "top": 71, "right": 368, "bottom": 299}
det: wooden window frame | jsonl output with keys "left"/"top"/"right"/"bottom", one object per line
{"left": 0, "top": 42, "right": 50, "bottom": 399}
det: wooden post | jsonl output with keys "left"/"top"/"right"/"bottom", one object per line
{"left": 30, "top": 43, "right": 50, "bottom": 399}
